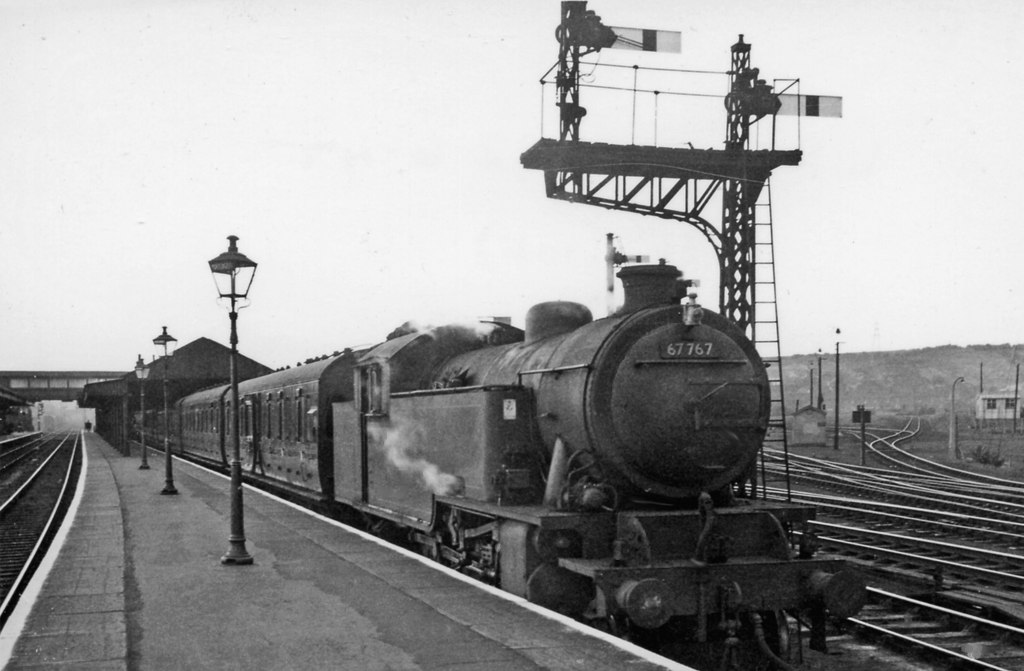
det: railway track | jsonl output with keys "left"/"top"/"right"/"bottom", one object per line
{"left": 0, "top": 432, "right": 81, "bottom": 630}
{"left": 850, "top": 587, "right": 1024, "bottom": 670}
{"left": 764, "top": 420, "right": 1024, "bottom": 668}
{"left": 0, "top": 433, "right": 45, "bottom": 483}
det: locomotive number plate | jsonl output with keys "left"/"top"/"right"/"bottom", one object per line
{"left": 661, "top": 341, "right": 716, "bottom": 359}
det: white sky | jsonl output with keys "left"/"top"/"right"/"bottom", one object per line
{"left": 0, "top": 0, "right": 1020, "bottom": 371}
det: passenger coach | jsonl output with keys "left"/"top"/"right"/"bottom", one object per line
{"left": 176, "top": 349, "right": 362, "bottom": 497}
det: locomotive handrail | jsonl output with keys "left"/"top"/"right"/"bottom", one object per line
{"left": 392, "top": 385, "right": 522, "bottom": 398}
{"left": 516, "top": 363, "right": 591, "bottom": 384}
{"left": 634, "top": 359, "right": 750, "bottom": 366}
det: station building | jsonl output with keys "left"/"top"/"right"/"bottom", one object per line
{"left": 81, "top": 337, "right": 272, "bottom": 454}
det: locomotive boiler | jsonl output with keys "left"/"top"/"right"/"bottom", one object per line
{"left": 167, "top": 261, "right": 865, "bottom": 666}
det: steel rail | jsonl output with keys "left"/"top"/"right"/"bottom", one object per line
{"left": 810, "top": 531, "right": 1024, "bottom": 588}
{"left": 767, "top": 485, "right": 1024, "bottom": 532}
{"left": 867, "top": 586, "right": 1024, "bottom": 637}
{"left": 0, "top": 435, "right": 46, "bottom": 476}
{"left": 0, "top": 434, "right": 72, "bottom": 513}
{"left": 866, "top": 429, "right": 1024, "bottom": 489}
{"left": 848, "top": 618, "right": 1008, "bottom": 670}
{"left": 0, "top": 432, "right": 81, "bottom": 628}
{"left": 765, "top": 460, "right": 1024, "bottom": 523}
{"left": 766, "top": 488, "right": 1024, "bottom": 544}
{"left": 813, "top": 520, "right": 1024, "bottom": 566}
{"left": 849, "top": 585, "right": 1024, "bottom": 670}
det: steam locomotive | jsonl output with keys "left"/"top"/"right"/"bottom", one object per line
{"left": 155, "top": 262, "right": 865, "bottom": 666}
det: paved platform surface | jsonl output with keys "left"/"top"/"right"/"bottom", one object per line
{"left": 1, "top": 433, "right": 690, "bottom": 670}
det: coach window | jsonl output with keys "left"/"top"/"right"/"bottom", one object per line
{"left": 269, "top": 394, "right": 276, "bottom": 438}
{"left": 277, "top": 393, "right": 284, "bottom": 440}
{"left": 361, "top": 364, "right": 387, "bottom": 415}
{"left": 266, "top": 393, "right": 274, "bottom": 436}
{"left": 296, "top": 391, "right": 304, "bottom": 442}
{"left": 284, "top": 395, "right": 292, "bottom": 440}
{"left": 307, "top": 406, "right": 318, "bottom": 443}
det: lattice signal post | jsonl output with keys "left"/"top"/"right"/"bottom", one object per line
{"left": 521, "top": 1, "right": 800, "bottom": 337}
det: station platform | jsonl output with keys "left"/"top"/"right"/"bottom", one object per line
{"left": 0, "top": 433, "right": 690, "bottom": 670}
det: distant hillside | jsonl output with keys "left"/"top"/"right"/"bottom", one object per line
{"left": 780, "top": 344, "right": 1024, "bottom": 420}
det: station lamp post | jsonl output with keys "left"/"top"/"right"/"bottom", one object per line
{"left": 134, "top": 355, "right": 150, "bottom": 469}
{"left": 834, "top": 329, "right": 842, "bottom": 450}
{"left": 209, "top": 235, "right": 257, "bottom": 566}
{"left": 154, "top": 326, "right": 178, "bottom": 495}
{"left": 949, "top": 376, "right": 965, "bottom": 460}
{"left": 816, "top": 349, "right": 824, "bottom": 410}
{"left": 1015, "top": 363, "right": 1020, "bottom": 435}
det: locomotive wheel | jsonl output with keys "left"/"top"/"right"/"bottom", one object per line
{"left": 753, "top": 610, "right": 791, "bottom": 664}
{"left": 525, "top": 563, "right": 594, "bottom": 619}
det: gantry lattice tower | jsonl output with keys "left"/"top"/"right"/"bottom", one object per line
{"left": 521, "top": 1, "right": 799, "bottom": 490}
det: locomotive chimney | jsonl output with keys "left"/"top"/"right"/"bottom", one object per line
{"left": 617, "top": 262, "right": 685, "bottom": 312}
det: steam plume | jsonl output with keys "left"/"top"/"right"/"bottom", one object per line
{"left": 367, "top": 419, "right": 463, "bottom": 496}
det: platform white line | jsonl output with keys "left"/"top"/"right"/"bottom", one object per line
{"left": 0, "top": 432, "right": 91, "bottom": 668}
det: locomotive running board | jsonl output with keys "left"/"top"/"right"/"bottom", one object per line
{"left": 434, "top": 495, "right": 614, "bottom": 530}
{"left": 434, "top": 497, "right": 818, "bottom": 530}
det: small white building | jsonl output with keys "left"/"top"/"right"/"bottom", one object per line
{"left": 975, "top": 390, "right": 1021, "bottom": 426}
{"left": 790, "top": 405, "right": 827, "bottom": 447}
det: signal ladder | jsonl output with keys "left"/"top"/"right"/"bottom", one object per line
{"left": 752, "top": 178, "right": 792, "bottom": 500}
